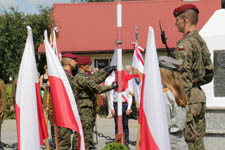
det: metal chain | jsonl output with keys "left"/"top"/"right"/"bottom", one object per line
{"left": 0, "top": 142, "right": 17, "bottom": 150}
{"left": 94, "top": 131, "right": 114, "bottom": 142}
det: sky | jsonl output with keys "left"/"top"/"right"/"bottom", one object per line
{"left": 0, "top": 0, "right": 76, "bottom": 14}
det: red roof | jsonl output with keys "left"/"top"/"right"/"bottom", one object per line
{"left": 38, "top": 0, "right": 221, "bottom": 53}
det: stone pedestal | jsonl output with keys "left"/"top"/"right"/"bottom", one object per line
{"left": 205, "top": 107, "right": 225, "bottom": 150}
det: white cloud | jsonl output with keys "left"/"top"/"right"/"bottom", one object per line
{"left": 0, "top": 0, "right": 15, "bottom": 8}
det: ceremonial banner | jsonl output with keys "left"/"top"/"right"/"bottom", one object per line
{"left": 139, "top": 26, "right": 170, "bottom": 150}
{"left": 44, "top": 30, "right": 85, "bottom": 150}
{"left": 132, "top": 42, "right": 144, "bottom": 104}
{"left": 50, "top": 27, "right": 61, "bottom": 61}
{"left": 16, "top": 26, "right": 48, "bottom": 150}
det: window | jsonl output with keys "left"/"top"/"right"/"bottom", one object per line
{"left": 94, "top": 59, "right": 111, "bottom": 69}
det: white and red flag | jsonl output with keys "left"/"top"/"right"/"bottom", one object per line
{"left": 16, "top": 26, "right": 48, "bottom": 150}
{"left": 50, "top": 27, "right": 61, "bottom": 61}
{"left": 44, "top": 30, "right": 85, "bottom": 150}
{"left": 139, "top": 26, "right": 170, "bottom": 150}
{"left": 131, "top": 42, "right": 144, "bottom": 105}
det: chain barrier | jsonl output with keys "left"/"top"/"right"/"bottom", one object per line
{"left": 0, "top": 142, "right": 17, "bottom": 150}
{"left": 94, "top": 131, "right": 114, "bottom": 142}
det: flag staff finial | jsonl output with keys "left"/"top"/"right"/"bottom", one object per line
{"left": 135, "top": 26, "right": 138, "bottom": 44}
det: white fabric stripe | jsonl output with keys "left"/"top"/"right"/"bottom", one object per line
{"left": 16, "top": 26, "right": 40, "bottom": 150}
{"left": 143, "top": 26, "right": 170, "bottom": 150}
{"left": 44, "top": 31, "right": 85, "bottom": 150}
{"left": 117, "top": 4, "right": 122, "bottom": 27}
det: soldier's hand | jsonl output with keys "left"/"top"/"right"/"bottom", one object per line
{"left": 105, "top": 66, "right": 117, "bottom": 75}
{"left": 45, "top": 107, "right": 49, "bottom": 112}
{"left": 111, "top": 81, "right": 118, "bottom": 89}
{"left": 10, "top": 105, "right": 15, "bottom": 112}
{"left": 126, "top": 109, "right": 132, "bottom": 116}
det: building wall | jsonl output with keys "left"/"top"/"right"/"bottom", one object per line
{"left": 77, "top": 50, "right": 166, "bottom": 69}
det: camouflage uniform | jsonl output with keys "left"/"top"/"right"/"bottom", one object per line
{"left": 57, "top": 71, "right": 74, "bottom": 150}
{"left": 10, "top": 76, "right": 17, "bottom": 108}
{"left": 0, "top": 79, "right": 6, "bottom": 142}
{"left": 72, "top": 68, "right": 113, "bottom": 150}
{"left": 174, "top": 31, "right": 214, "bottom": 150}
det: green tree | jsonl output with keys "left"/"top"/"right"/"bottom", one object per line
{"left": 0, "top": 7, "right": 54, "bottom": 82}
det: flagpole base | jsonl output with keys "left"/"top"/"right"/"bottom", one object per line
{"left": 115, "top": 133, "right": 125, "bottom": 145}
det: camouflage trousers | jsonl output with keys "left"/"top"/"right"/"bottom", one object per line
{"left": 57, "top": 127, "right": 72, "bottom": 150}
{"left": 72, "top": 106, "right": 95, "bottom": 150}
{"left": 184, "top": 102, "right": 206, "bottom": 150}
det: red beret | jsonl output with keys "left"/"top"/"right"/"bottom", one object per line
{"left": 173, "top": 4, "right": 199, "bottom": 17}
{"left": 76, "top": 56, "right": 92, "bottom": 65}
{"left": 62, "top": 53, "right": 78, "bottom": 60}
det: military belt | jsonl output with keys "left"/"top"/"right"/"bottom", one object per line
{"left": 78, "top": 97, "right": 91, "bottom": 99}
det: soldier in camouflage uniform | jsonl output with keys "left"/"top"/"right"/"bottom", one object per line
{"left": 72, "top": 56, "right": 117, "bottom": 150}
{"left": 57, "top": 53, "right": 78, "bottom": 150}
{"left": 0, "top": 79, "right": 6, "bottom": 144}
{"left": 10, "top": 76, "right": 17, "bottom": 111}
{"left": 173, "top": 4, "right": 214, "bottom": 150}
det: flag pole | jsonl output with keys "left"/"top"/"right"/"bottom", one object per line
{"left": 115, "top": 0, "right": 125, "bottom": 144}
{"left": 135, "top": 26, "right": 141, "bottom": 150}
{"left": 54, "top": 125, "right": 59, "bottom": 150}
{"left": 45, "top": 88, "right": 50, "bottom": 150}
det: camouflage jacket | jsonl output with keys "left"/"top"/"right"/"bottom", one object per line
{"left": 173, "top": 31, "right": 214, "bottom": 98}
{"left": 10, "top": 76, "right": 18, "bottom": 106}
{"left": 0, "top": 79, "right": 7, "bottom": 112}
{"left": 73, "top": 69, "right": 113, "bottom": 108}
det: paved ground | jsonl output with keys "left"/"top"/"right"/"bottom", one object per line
{"left": 2, "top": 119, "right": 222, "bottom": 150}
{"left": 1, "top": 118, "right": 138, "bottom": 150}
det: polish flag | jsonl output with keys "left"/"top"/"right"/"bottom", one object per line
{"left": 50, "top": 27, "right": 61, "bottom": 61}
{"left": 44, "top": 30, "right": 85, "bottom": 150}
{"left": 139, "top": 26, "right": 170, "bottom": 150}
{"left": 16, "top": 26, "right": 48, "bottom": 150}
{"left": 132, "top": 42, "right": 144, "bottom": 105}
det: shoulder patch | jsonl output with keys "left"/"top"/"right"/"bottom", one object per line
{"left": 178, "top": 45, "right": 184, "bottom": 50}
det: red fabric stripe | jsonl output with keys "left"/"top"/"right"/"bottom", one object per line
{"left": 140, "top": 112, "right": 159, "bottom": 150}
{"left": 35, "top": 83, "right": 48, "bottom": 145}
{"left": 16, "top": 104, "right": 21, "bottom": 150}
{"left": 100, "top": 82, "right": 104, "bottom": 106}
{"left": 49, "top": 76, "right": 82, "bottom": 149}
{"left": 115, "top": 70, "right": 139, "bottom": 92}
{"left": 137, "top": 46, "right": 145, "bottom": 52}
{"left": 138, "top": 74, "right": 145, "bottom": 124}
{"left": 136, "top": 50, "right": 144, "bottom": 65}
{"left": 99, "top": 95, "right": 104, "bottom": 106}
{"left": 49, "top": 76, "right": 79, "bottom": 131}
{"left": 122, "top": 94, "right": 128, "bottom": 104}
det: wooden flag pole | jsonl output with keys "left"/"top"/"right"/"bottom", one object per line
{"left": 136, "top": 124, "right": 141, "bottom": 150}
{"left": 44, "top": 88, "right": 50, "bottom": 150}
{"left": 54, "top": 125, "right": 59, "bottom": 150}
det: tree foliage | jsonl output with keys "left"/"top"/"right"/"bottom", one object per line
{"left": 0, "top": 7, "right": 54, "bottom": 82}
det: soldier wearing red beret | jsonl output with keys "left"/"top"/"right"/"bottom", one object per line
{"left": 72, "top": 56, "right": 118, "bottom": 150}
{"left": 173, "top": 4, "right": 214, "bottom": 150}
{"left": 57, "top": 53, "right": 78, "bottom": 149}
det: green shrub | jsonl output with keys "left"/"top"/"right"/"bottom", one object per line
{"left": 101, "top": 142, "right": 128, "bottom": 150}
